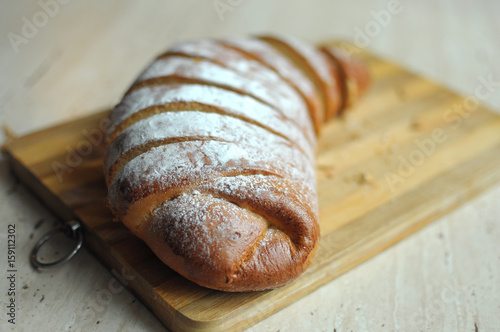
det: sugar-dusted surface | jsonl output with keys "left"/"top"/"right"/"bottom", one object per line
{"left": 198, "top": 174, "right": 318, "bottom": 220}
{"left": 167, "top": 39, "right": 300, "bottom": 96}
{"left": 133, "top": 56, "right": 314, "bottom": 136}
{"left": 107, "top": 84, "right": 314, "bottom": 152}
{"left": 269, "top": 34, "right": 335, "bottom": 89}
{"left": 104, "top": 110, "right": 314, "bottom": 178}
{"left": 109, "top": 139, "right": 315, "bottom": 214}
{"left": 149, "top": 190, "right": 266, "bottom": 268}
{"left": 221, "top": 37, "right": 317, "bottom": 102}
{"left": 260, "top": 34, "right": 343, "bottom": 119}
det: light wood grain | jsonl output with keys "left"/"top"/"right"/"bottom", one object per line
{"left": 1, "top": 1, "right": 500, "bottom": 331}
{"left": 3, "top": 43, "right": 500, "bottom": 331}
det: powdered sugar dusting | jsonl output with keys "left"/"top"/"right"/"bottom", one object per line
{"left": 104, "top": 110, "right": 313, "bottom": 173}
{"left": 168, "top": 39, "right": 267, "bottom": 78}
{"left": 108, "top": 84, "right": 314, "bottom": 150}
{"left": 148, "top": 191, "right": 265, "bottom": 265}
{"left": 169, "top": 39, "right": 310, "bottom": 101}
{"left": 109, "top": 138, "right": 315, "bottom": 210}
{"left": 202, "top": 174, "right": 318, "bottom": 215}
{"left": 222, "top": 37, "right": 317, "bottom": 101}
{"left": 134, "top": 56, "right": 313, "bottom": 135}
{"left": 272, "top": 35, "right": 334, "bottom": 86}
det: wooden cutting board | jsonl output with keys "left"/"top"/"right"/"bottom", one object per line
{"left": 3, "top": 42, "right": 500, "bottom": 332}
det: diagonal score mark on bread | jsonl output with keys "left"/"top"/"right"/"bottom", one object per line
{"left": 108, "top": 83, "right": 302, "bottom": 141}
{"left": 106, "top": 97, "right": 313, "bottom": 159}
{"left": 259, "top": 35, "right": 341, "bottom": 122}
{"left": 108, "top": 139, "right": 316, "bottom": 216}
{"left": 219, "top": 38, "right": 323, "bottom": 135}
{"left": 320, "top": 47, "right": 349, "bottom": 114}
{"left": 105, "top": 135, "right": 230, "bottom": 186}
{"left": 104, "top": 110, "right": 315, "bottom": 186}
{"left": 119, "top": 77, "right": 316, "bottom": 148}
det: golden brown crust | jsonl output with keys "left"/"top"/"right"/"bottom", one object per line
{"left": 258, "top": 35, "right": 342, "bottom": 124}
{"left": 139, "top": 176, "right": 319, "bottom": 291}
{"left": 220, "top": 37, "right": 324, "bottom": 135}
{"left": 104, "top": 36, "right": 369, "bottom": 292}
{"left": 321, "top": 46, "right": 371, "bottom": 112}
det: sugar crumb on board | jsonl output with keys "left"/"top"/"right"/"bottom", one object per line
{"left": 341, "top": 112, "right": 363, "bottom": 140}
{"left": 395, "top": 86, "right": 407, "bottom": 101}
{"left": 344, "top": 171, "right": 375, "bottom": 186}
{"left": 317, "top": 164, "right": 336, "bottom": 179}
{"left": 358, "top": 171, "right": 375, "bottom": 186}
{"left": 409, "top": 117, "right": 422, "bottom": 131}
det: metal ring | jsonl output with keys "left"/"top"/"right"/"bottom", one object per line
{"left": 30, "top": 220, "right": 83, "bottom": 269}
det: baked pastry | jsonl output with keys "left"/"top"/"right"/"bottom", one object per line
{"left": 103, "top": 35, "right": 369, "bottom": 291}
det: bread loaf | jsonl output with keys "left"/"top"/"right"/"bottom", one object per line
{"left": 104, "top": 35, "right": 369, "bottom": 291}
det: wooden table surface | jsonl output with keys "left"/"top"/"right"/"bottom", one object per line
{"left": 0, "top": 1, "right": 499, "bottom": 331}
